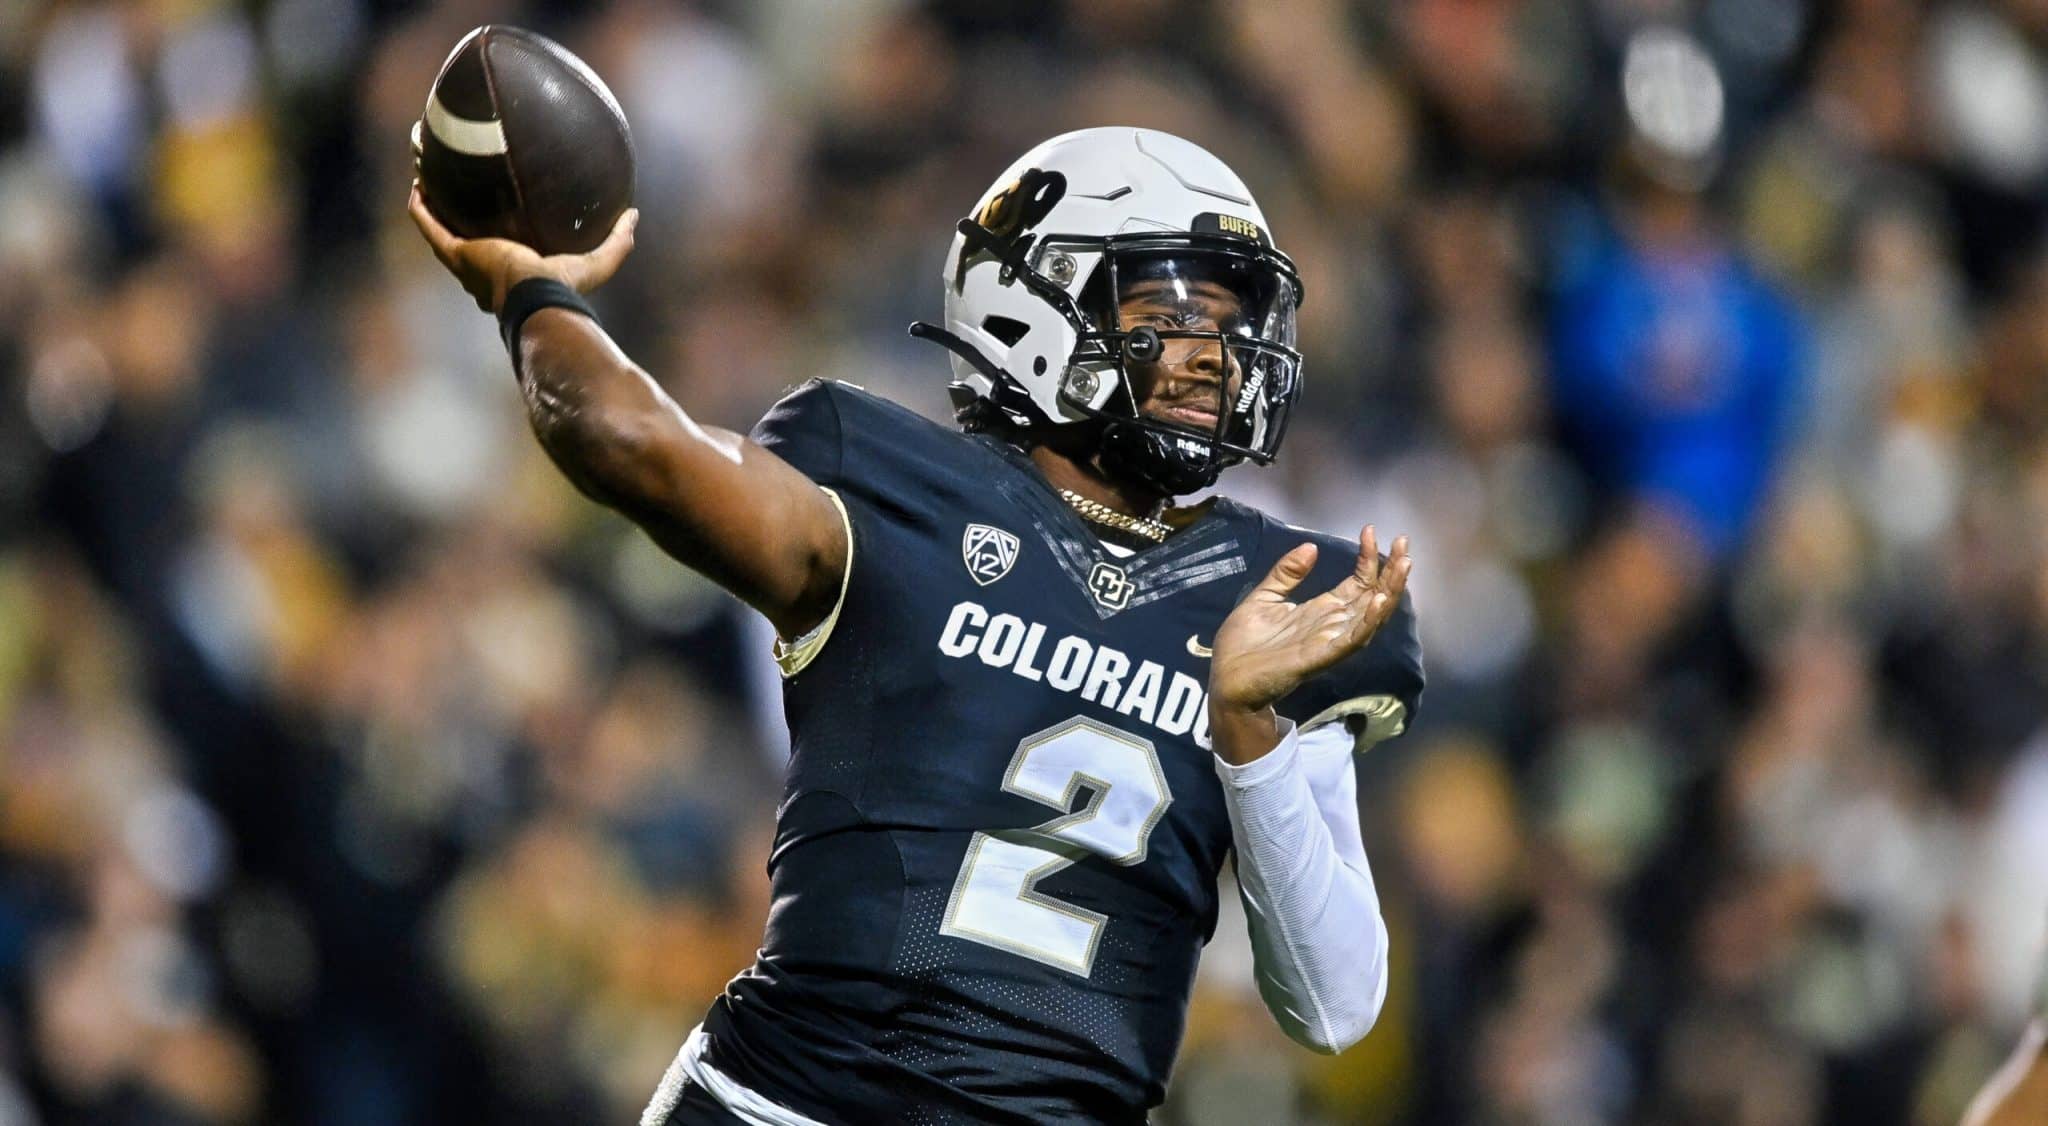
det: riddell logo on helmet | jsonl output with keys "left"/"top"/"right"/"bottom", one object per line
{"left": 1235, "top": 368, "right": 1266, "bottom": 412}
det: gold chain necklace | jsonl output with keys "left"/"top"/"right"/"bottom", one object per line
{"left": 1058, "top": 489, "right": 1172, "bottom": 543}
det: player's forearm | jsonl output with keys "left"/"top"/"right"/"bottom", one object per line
{"left": 512, "top": 309, "right": 843, "bottom": 635}
{"left": 514, "top": 308, "right": 672, "bottom": 505}
{"left": 1219, "top": 721, "right": 1391, "bottom": 1054}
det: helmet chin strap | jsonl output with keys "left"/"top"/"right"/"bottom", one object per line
{"left": 1098, "top": 420, "right": 1227, "bottom": 497}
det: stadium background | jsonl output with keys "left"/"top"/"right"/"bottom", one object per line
{"left": 4, "top": 0, "right": 2048, "bottom": 1122}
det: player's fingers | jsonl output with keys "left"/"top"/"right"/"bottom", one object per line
{"left": 1383, "top": 536, "right": 1412, "bottom": 601}
{"left": 1346, "top": 589, "right": 1396, "bottom": 647}
{"left": 1348, "top": 592, "right": 1392, "bottom": 645}
{"left": 1252, "top": 542, "right": 1317, "bottom": 601}
{"left": 408, "top": 182, "right": 463, "bottom": 265}
{"left": 565, "top": 208, "right": 638, "bottom": 291}
{"left": 1343, "top": 543, "right": 1411, "bottom": 647}
{"left": 1350, "top": 525, "right": 1380, "bottom": 589}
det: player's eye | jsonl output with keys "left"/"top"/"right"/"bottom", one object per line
{"left": 1162, "top": 309, "right": 1213, "bottom": 329}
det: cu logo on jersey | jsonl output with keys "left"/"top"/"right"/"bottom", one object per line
{"left": 1088, "top": 562, "right": 1133, "bottom": 610}
{"left": 962, "top": 524, "right": 1020, "bottom": 586}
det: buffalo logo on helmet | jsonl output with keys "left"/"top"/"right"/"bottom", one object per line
{"left": 974, "top": 167, "right": 1063, "bottom": 240}
{"left": 956, "top": 167, "right": 1068, "bottom": 291}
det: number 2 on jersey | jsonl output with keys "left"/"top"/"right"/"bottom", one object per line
{"left": 941, "top": 716, "right": 1173, "bottom": 977}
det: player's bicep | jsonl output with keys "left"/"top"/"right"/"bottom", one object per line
{"left": 512, "top": 315, "right": 846, "bottom": 636}
{"left": 610, "top": 419, "right": 849, "bottom": 639}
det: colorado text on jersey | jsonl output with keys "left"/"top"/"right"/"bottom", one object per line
{"left": 936, "top": 599, "right": 1216, "bottom": 747}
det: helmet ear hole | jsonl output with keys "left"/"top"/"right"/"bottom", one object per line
{"left": 981, "top": 315, "right": 1030, "bottom": 347}
{"left": 1033, "top": 356, "right": 1047, "bottom": 375}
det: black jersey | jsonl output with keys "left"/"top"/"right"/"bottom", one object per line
{"left": 695, "top": 381, "right": 1423, "bottom": 1124}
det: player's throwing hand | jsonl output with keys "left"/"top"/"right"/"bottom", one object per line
{"left": 408, "top": 181, "right": 638, "bottom": 314}
{"left": 1209, "top": 525, "right": 1413, "bottom": 719}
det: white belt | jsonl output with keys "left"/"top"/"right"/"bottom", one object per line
{"left": 641, "top": 1024, "right": 830, "bottom": 1126}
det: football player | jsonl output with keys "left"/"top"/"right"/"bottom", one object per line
{"left": 410, "top": 127, "right": 1423, "bottom": 1125}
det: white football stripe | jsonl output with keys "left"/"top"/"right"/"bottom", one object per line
{"left": 423, "top": 92, "right": 506, "bottom": 157}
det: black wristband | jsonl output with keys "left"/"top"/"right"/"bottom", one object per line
{"left": 497, "top": 277, "right": 598, "bottom": 365}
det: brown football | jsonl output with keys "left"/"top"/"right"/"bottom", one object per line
{"left": 412, "top": 25, "right": 635, "bottom": 256}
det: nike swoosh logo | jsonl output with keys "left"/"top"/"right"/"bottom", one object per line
{"left": 1187, "top": 635, "right": 1213, "bottom": 658}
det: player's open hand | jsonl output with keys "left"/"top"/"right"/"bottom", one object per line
{"left": 408, "top": 182, "right": 638, "bottom": 313}
{"left": 1209, "top": 526, "right": 1411, "bottom": 715}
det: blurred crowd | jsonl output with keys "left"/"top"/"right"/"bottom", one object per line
{"left": 3, "top": 0, "right": 2048, "bottom": 1123}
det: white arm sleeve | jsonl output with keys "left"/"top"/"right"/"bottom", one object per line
{"left": 1216, "top": 718, "right": 1390, "bottom": 1054}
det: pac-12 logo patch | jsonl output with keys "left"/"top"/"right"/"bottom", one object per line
{"left": 1088, "top": 561, "right": 1133, "bottom": 610}
{"left": 962, "top": 524, "right": 1020, "bottom": 586}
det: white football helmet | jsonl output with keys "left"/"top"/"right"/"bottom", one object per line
{"left": 911, "top": 127, "right": 1304, "bottom": 495}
